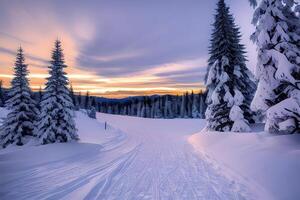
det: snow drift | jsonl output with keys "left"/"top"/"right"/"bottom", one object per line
{"left": 189, "top": 130, "right": 300, "bottom": 200}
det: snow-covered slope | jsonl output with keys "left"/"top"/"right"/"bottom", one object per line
{"left": 0, "top": 110, "right": 124, "bottom": 153}
{"left": 0, "top": 111, "right": 126, "bottom": 199}
{"left": 189, "top": 130, "right": 300, "bottom": 200}
{"left": 0, "top": 111, "right": 257, "bottom": 200}
{"left": 1, "top": 109, "right": 299, "bottom": 200}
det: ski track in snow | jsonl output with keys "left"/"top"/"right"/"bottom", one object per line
{"left": 0, "top": 114, "right": 254, "bottom": 200}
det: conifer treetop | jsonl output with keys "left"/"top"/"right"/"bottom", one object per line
{"left": 0, "top": 47, "right": 38, "bottom": 147}
{"left": 37, "top": 40, "right": 78, "bottom": 144}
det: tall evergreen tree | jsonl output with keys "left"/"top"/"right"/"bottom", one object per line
{"left": 180, "top": 93, "right": 186, "bottom": 118}
{"left": 90, "top": 96, "right": 97, "bottom": 108}
{"left": 0, "top": 48, "right": 38, "bottom": 147}
{"left": 0, "top": 80, "right": 5, "bottom": 107}
{"left": 84, "top": 91, "right": 91, "bottom": 109}
{"left": 164, "top": 95, "right": 173, "bottom": 118}
{"left": 192, "top": 94, "right": 200, "bottom": 118}
{"left": 37, "top": 40, "right": 78, "bottom": 144}
{"left": 154, "top": 98, "right": 162, "bottom": 118}
{"left": 34, "top": 86, "right": 43, "bottom": 106}
{"left": 199, "top": 91, "right": 205, "bottom": 119}
{"left": 70, "top": 85, "right": 79, "bottom": 110}
{"left": 38, "top": 86, "right": 43, "bottom": 102}
{"left": 187, "top": 92, "right": 193, "bottom": 117}
{"left": 251, "top": 0, "right": 300, "bottom": 133}
{"left": 78, "top": 91, "right": 82, "bottom": 108}
{"left": 205, "top": 0, "right": 256, "bottom": 132}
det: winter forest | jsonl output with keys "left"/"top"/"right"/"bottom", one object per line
{"left": 0, "top": 0, "right": 299, "bottom": 199}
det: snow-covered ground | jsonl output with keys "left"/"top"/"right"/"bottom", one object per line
{"left": 189, "top": 129, "right": 300, "bottom": 200}
{"left": 0, "top": 110, "right": 299, "bottom": 199}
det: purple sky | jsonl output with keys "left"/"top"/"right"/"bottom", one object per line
{"left": 0, "top": 0, "right": 256, "bottom": 97}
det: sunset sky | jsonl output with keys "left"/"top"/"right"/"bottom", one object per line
{"left": 0, "top": 0, "right": 256, "bottom": 98}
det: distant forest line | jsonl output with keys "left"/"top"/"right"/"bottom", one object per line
{"left": 0, "top": 82, "right": 207, "bottom": 119}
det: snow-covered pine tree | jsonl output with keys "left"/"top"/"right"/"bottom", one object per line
{"left": 107, "top": 105, "right": 112, "bottom": 114}
{"left": 96, "top": 102, "right": 100, "bottom": 112}
{"left": 150, "top": 98, "right": 155, "bottom": 118}
{"left": 145, "top": 102, "right": 151, "bottom": 118}
{"left": 192, "top": 94, "right": 200, "bottom": 118}
{"left": 137, "top": 100, "right": 142, "bottom": 117}
{"left": 96, "top": 100, "right": 100, "bottom": 112}
{"left": 123, "top": 105, "right": 127, "bottom": 115}
{"left": 163, "top": 96, "right": 167, "bottom": 118}
{"left": 174, "top": 95, "right": 180, "bottom": 116}
{"left": 206, "top": 58, "right": 233, "bottom": 131}
{"left": 130, "top": 100, "right": 136, "bottom": 116}
{"left": 140, "top": 103, "right": 146, "bottom": 118}
{"left": 199, "top": 91, "right": 206, "bottom": 119}
{"left": 159, "top": 97, "right": 164, "bottom": 118}
{"left": 205, "top": 0, "right": 256, "bottom": 132}
{"left": 0, "top": 80, "right": 5, "bottom": 107}
{"left": 180, "top": 93, "right": 187, "bottom": 118}
{"left": 78, "top": 91, "right": 82, "bottom": 108}
{"left": 84, "top": 91, "right": 91, "bottom": 109}
{"left": 164, "top": 95, "right": 173, "bottom": 118}
{"left": 114, "top": 103, "right": 119, "bottom": 114}
{"left": 36, "top": 86, "right": 43, "bottom": 104}
{"left": 251, "top": 0, "right": 300, "bottom": 133}
{"left": 88, "top": 107, "right": 96, "bottom": 119}
{"left": 0, "top": 48, "right": 39, "bottom": 148}
{"left": 36, "top": 40, "right": 78, "bottom": 144}
{"left": 123, "top": 104, "right": 127, "bottom": 115}
{"left": 187, "top": 92, "right": 192, "bottom": 117}
{"left": 90, "top": 97, "right": 97, "bottom": 109}
{"left": 126, "top": 105, "right": 131, "bottom": 115}
{"left": 70, "top": 85, "right": 79, "bottom": 110}
{"left": 154, "top": 98, "right": 163, "bottom": 118}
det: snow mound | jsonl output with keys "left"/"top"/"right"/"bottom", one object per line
{"left": 189, "top": 130, "right": 300, "bottom": 200}
{"left": 0, "top": 110, "right": 125, "bottom": 165}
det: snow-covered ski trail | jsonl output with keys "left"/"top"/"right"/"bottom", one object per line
{"left": 0, "top": 113, "right": 254, "bottom": 200}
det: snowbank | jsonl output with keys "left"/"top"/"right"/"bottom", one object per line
{"left": 189, "top": 130, "right": 300, "bottom": 200}
{"left": 0, "top": 110, "right": 124, "bottom": 167}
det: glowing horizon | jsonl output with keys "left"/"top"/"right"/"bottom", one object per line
{"left": 0, "top": 71, "right": 205, "bottom": 98}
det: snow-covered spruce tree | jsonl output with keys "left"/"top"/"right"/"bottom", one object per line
{"left": 187, "top": 92, "right": 193, "bottom": 118}
{"left": 154, "top": 99, "right": 163, "bottom": 118}
{"left": 205, "top": 0, "right": 256, "bottom": 132}
{"left": 180, "top": 93, "right": 187, "bottom": 118}
{"left": 0, "top": 48, "right": 39, "bottom": 148}
{"left": 164, "top": 95, "right": 173, "bottom": 118}
{"left": 77, "top": 91, "right": 82, "bottom": 108}
{"left": 251, "top": 0, "right": 300, "bottom": 133}
{"left": 88, "top": 107, "right": 96, "bottom": 119}
{"left": 150, "top": 99, "right": 155, "bottom": 118}
{"left": 192, "top": 95, "right": 200, "bottom": 118}
{"left": 35, "top": 86, "right": 43, "bottom": 105}
{"left": 0, "top": 80, "right": 5, "bottom": 107}
{"left": 70, "top": 85, "right": 79, "bottom": 110}
{"left": 37, "top": 40, "right": 78, "bottom": 144}
{"left": 199, "top": 91, "right": 206, "bottom": 119}
{"left": 84, "top": 91, "right": 91, "bottom": 109}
